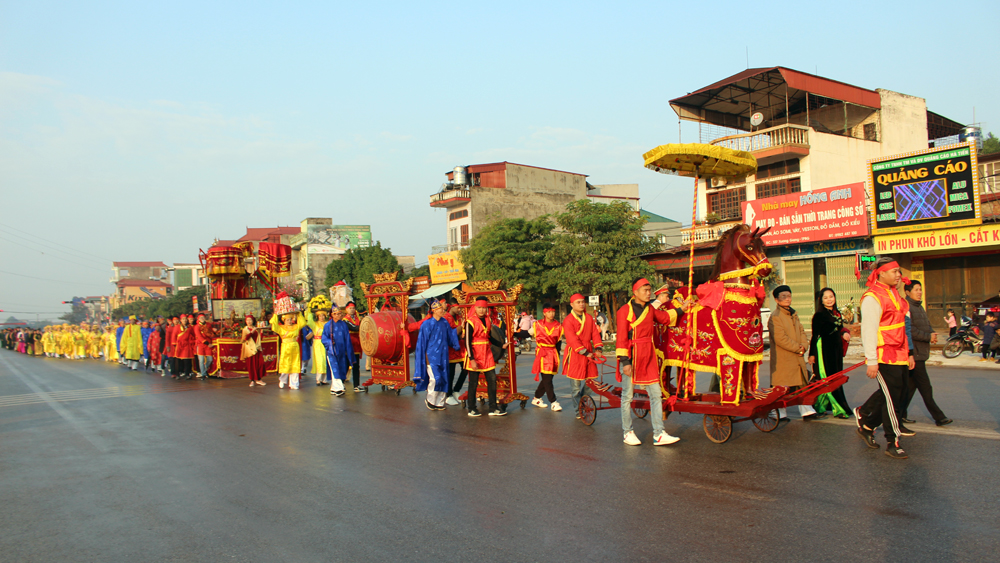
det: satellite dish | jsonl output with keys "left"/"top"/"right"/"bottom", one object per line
{"left": 750, "top": 112, "right": 764, "bottom": 127}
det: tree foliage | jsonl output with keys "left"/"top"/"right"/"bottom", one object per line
{"left": 459, "top": 216, "right": 555, "bottom": 305}
{"left": 324, "top": 242, "right": 402, "bottom": 312}
{"left": 111, "top": 287, "right": 207, "bottom": 320}
{"left": 405, "top": 264, "right": 431, "bottom": 279}
{"left": 982, "top": 132, "right": 1000, "bottom": 156}
{"left": 59, "top": 301, "right": 90, "bottom": 324}
{"left": 547, "top": 200, "right": 657, "bottom": 314}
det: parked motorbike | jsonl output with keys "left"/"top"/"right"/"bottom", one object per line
{"left": 942, "top": 316, "right": 982, "bottom": 358}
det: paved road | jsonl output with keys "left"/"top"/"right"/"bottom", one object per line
{"left": 2, "top": 350, "right": 998, "bottom": 562}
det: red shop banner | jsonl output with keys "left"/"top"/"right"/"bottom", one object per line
{"left": 211, "top": 336, "right": 279, "bottom": 378}
{"left": 741, "top": 182, "right": 868, "bottom": 246}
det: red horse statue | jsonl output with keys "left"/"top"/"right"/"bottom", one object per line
{"left": 664, "top": 224, "right": 773, "bottom": 405}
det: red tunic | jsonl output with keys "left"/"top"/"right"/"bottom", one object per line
{"left": 344, "top": 312, "right": 363, "bottom": 357}
{"left": 194, "top": 322, "right": 215, "bottom": 356}
{"left": 445, "top": 310, "right": 466, "bottom": 364}
{"left": 561, "top": 311, "right": 602, "bottom": 381}
{"left": 174, "top": 325, "right": 195, "bottom": 359}
{"left": 616, "top": 300, "right": 679, "bottom": 385}
{"left": 464, "top": 314, "right": 495, "bottom": 372}
{"left": 863, "top": 282, "right": 910, "bottom": 365}
{"left": 531, "top": 319, "right": 563, "bottom": 375}
{"left": 148, "top": 330, "right": 162, "bottom": 365}
{"left": 165, "top": 324, "right": 178, "bottom": 355}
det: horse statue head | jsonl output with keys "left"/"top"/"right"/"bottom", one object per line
{"left": 710, "top": 224, "right": 773, "bottom": 284}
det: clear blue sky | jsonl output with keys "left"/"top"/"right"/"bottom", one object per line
{"left": 2, "top": 0, "right": 996, "bottom": 320}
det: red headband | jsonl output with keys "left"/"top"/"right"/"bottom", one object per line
{"left": 867, "top": 261, "right": 900, "bottom": 287}
{"left": 653, "top": 284, "right": 670, "bottom": 296}
{"left": 543, "top": 306, "right": 555, "bottom": 312}
{"left": 632, "top": 278, "right": 650, "bottom": 293}
{"left": 569, "top": 293, "right": 585, "bottom": 303}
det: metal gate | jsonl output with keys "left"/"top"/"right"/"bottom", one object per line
{"left": 782, "top": 258, "right": 815, "bottom": 320}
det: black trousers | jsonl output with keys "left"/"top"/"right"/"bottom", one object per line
{"left": 447, "top": 362, "right": 466, "bottom": 395}
{"left": 534, "top": 372, "right": 556, "bottom": 402}
{"left": 859, "top": 363, "right": 907, "bottom": 444}
{"left": 466, "top": 369, "right": 497, "bottom": 412}
{"left": 351, "top": 354, "right": 361, "bottom": 387}
{"left": 171, "top": 357, "right": 180, "bottom": 376}
{"left": 903, "top": 360, "right": 947, "bottom": 421}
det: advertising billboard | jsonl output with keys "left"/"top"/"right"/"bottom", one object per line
{"left": 867, "top": 142, "right": 980, "bottom": 236}
{"left": 741, "top": 182, "right": 867, "bottom": 246}
{"left": 304, "top": 225, "right": 372, "bottom": 253}
{"left": 428, "top": 251, "right": 467, "bottom": 284}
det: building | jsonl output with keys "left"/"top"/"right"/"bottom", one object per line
{"left": 110, "top": 261, "right": 172, "bottom": 309}
{"left": 646, "top": 66, "right": 965, "bottom": 319}
{"left": 429, "top": 162, "right": 679, "bottom": 252}
{"left": 289, "top": 219, "right": 373, "bottom": 298}
{"left": 640, "top": 209, "right": 683, "bottom": 247}
{"left": 173, "top": 263, "right": 206, "bottom": 291}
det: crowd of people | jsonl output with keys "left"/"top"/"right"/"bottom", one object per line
{"left": 3, "top": 259, "right": 961, "bottom": 457}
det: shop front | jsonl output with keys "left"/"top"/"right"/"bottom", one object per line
{"left": 743, "top": 181, "right": 870, "bottom": 318}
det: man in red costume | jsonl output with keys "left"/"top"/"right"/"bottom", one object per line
{"left": 165, "top": 316, "right": 180, "bottom": 377}
{"left": 530, "top": 303, "right": 564, "bottom": 411}
{"left": 856, "top": 256, "right": 914, "bottom": 459}
{"left": 343, "top": 302, "right": 364, "bottom": 392}
{"left": 562, "top": 293, "right": 604, "bottom": 417}
{"left": 464, "top": 296, "right": 507, "bottom": 417}
{"left": 194, "top": 314, "right": 216, "bottom": 379}
{"left": 616, "top": 278, "right": 686, "bottom": 446}
{"left": 444, "top": 297, "right": 467, "bottom": 406}
{"left": 174, "top": 315, "right": 196, "bottom": 380}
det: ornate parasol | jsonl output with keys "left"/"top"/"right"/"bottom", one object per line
{"left": 644, "top": 143, "right": 756, "bottom": 394}
{"left": 642, "top": 143, "right": 756, "bottom": 290}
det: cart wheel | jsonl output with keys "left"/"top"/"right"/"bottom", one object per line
{"left": 395, "top": 388, "right": 401, "bottom": 396}
{"left": 703, "top": 414, "right": 732, "bottom": 443}
{"left": 752, "top": 409, "right": 779, "bottom": 432}
{"left": 632, "top": 404, "right": 649, "bottom": 419}
{"left": 579, "top": 395, "right": 597, "bottom": 426}
{"left": 520, "top": 399, "right": 527, "bottom": 409}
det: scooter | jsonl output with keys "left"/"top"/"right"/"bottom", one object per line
{"left": 942, "top": 316, "right": 982, "bottom": 358}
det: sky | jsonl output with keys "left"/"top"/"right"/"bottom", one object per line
{"left": 2, "top": 0, "right": 997, "bottom": 322}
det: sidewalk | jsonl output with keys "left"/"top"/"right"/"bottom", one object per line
{"left": 761, "top": 342, "right": 1000, "bottom": 370}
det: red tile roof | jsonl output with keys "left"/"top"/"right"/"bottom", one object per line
{"left": 237, "top": 227, "right": 299, "bottom": 242}
{"left": 113, "top": 261, "right": 168, "bottom": 268}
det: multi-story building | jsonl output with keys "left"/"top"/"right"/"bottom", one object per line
{"left": 173, "top": 263, "right": 206, "bottom": 291}
{"left": 110, "top": 261, "right": 172, "bottom": 308}
{"left": 288, "top": 219, "right": 373, "bottom": 298}
{"left": 645, "top": 66, "right": 965, "bottom": 319}
{"left": 429, "top": 162, "right": 678, "bottom": 252}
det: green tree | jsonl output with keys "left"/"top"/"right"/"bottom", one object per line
{"left": 324, "top": 242, "right": 402, "bottom": 312}
{"left": 547, "top": 199, "right": 658, "bottom": 327}
{"left": 405, "top": 264, "right": 431, "bottom": 279}
{"left": 112, "top": 287, "right": 208, "bottom": 320}
{"left": 59, "top": 299, "right": 90, "bottom": 324}
{"left": 982, "top": 132, "right": 1000, "bottom": 155}
{"left": 459, "top": 216, "right": 556, "bottom": 306}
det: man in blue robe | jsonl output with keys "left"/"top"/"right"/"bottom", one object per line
{"left": 115, "top": 320, "right": 126, "bottom": 365}
{"left": 140, "top": 321, "right": 153, "bottom": 370}
{"left": 300, "top": 325, "right": 313, "bottom": 377}
{"left": 322, "top": 306, "right": 355, "bottom": 397}
{"left": 415, "top": 300, "right": 461, "bottom": 410}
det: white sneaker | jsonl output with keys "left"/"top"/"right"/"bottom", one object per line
{"left": 531, "top": 397, "right": 547, "bottom": 408}
{"left": 653, "top": 432, "right": 680, "bottom": 446}
{"left": 279, "top": 382, "right": 285, "bottom": 389}
{"left": 550, "top": 401, "right": 562, "bottom": 412}
{"left": 623, "top": 431, "right": 641, "bottom": 446}
{"left": 445, "top": 395, "right": 460, "bottom": 406}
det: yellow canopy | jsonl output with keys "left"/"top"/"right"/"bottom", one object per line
{"left": 643, "top": 143, "right": 756, "bottom": 179}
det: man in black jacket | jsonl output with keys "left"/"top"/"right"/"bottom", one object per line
{"left": 903, "top": 281, "right": 953, "bottom": 426}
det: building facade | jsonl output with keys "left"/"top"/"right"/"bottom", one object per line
{"left": 646, "top": 67, "right": 965, "bottom": 319}
{"left": 289, "top": 219, "right": 374, "bottom": 298}
{"left": 110, "top": 261, "right": 172, "bottom": 309}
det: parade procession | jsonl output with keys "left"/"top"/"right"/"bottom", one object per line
{"left": 3, "top": 6, "right": 999, "bottom": 560}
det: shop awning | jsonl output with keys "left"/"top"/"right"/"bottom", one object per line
{"left": 408, "top": 282, "right": 462, "bottom": 305}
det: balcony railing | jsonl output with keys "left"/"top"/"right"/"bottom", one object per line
{"left": 431, "top": 242, "right": 469, "bottom": 254}
{"left": 710, "top": 124, "right": 810, "bottom": 153}
{"left": 429, "top": 188, "right": 471, "bottom": 207}
{"left": 681, "top": 222, "right": 739, "bottom": 245}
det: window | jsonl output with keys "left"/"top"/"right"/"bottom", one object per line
{"left": 449, "top": 209, "right": 469, "bottom": 221}
{"left": 756, "top": 177, "right": 801, "bottom": 199}
{"left": 708, "top": 187, "right": 746, "bottom": 220}
{"left": 460, "top": 225, "right": 469, "bottom": 246}
{"left": 449, "top": 227, "right": 458, "bottom": 245}
{"left": 756, "top": 159, "right": 800, "bottom": 180}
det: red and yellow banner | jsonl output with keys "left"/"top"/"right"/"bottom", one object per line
{"left": 211, "top": 336, "right": 279, "bottom": 378}
{"left": 258, "top": 242, "right": 292, "bottom": 278}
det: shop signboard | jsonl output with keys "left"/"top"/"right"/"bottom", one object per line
{"left": 873, "top": 223, "right": 1000, "bottom": 254}
{"left": 304, "top": 224, "right": 372, "bottom": 252}
{"left": 867, "top": 142, "right": 981, "bottom": 236}
{"left": 427, "top": 251, "right": 467, "bottom": 284}
{"left": 780, "top": 238, "right": 871, "bottom": 260}
{"left": 742, "top": 182, "right": 867, "bottom": 246}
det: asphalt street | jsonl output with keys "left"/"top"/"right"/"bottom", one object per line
{"left": 2, "top": 350, "right": 998, "bottom": 562}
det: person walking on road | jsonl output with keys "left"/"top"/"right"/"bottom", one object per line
{"left": 562, "top": 293, "right": 604, "bottom": 417}
{"left": 414, "top": 299, "right": 461, "bottom": 411}
{"left": 323, "top": 306, "right": 355, "bottom": 397}
{"left": 980, "top": 311, "right": 998, "bottom": 362}
{"left": 768, "top": 286, "right": 825, "bottom": 421}
{"left": 615, "top": 278, "right": 684, "bottom": 446}
{"left": 241, "top": 314, "right": 266, "bottom": 387}
{"left": 530, "top": 304, "right": 563, "bottom": 411}
{"left": 855, "top": 257, "right": 914, "bottom": 460}
{"left": 902, "top": 281, "right": 952, "bottom": 427}
{"left": 464, "top": 296, "right": 508, "bottom": 417}
{"left": 808, "top": 288, "right": 851, "bottom": 418}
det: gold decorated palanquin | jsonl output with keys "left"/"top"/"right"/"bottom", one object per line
{"left": 359, "top": 271, "right": 415, "bottom": 391}
{"left": 452, "top": 280, "right": 528, "bottom": 407}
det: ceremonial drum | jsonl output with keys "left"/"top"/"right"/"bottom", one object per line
{"left": 360, "top": 312, "right": 405, "bottom": 362}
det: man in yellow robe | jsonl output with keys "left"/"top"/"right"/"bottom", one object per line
{"left": 120, "top": 316, "right": 144, "bottom": 370}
